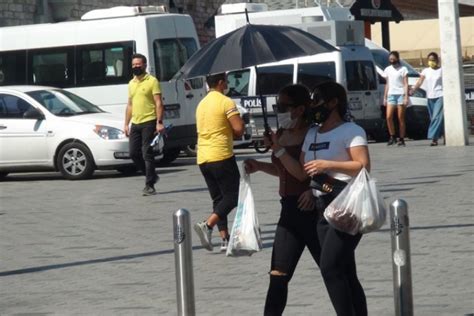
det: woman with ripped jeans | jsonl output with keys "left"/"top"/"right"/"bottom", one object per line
{"left": 244, "top": 84, "right": 321, "bottom": 315}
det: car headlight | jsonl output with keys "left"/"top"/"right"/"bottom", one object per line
{"left": 94, "top": 125, "right": 126, "bottom": 140}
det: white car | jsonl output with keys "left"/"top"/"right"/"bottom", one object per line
{"left": 0, "top": 86, "right": 133, "bottom": 180}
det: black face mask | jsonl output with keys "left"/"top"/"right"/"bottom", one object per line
{"left": 309, "top": 105, "right": 331, "bottom": 124}
{"left": 132, "top": 67, "right": 145, "bottom": 76}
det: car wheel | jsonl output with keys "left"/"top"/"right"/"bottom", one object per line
{"left": 57, "top": 142, "right": 95, "bottom": 180}
{"left": 116, "top": 165, "right": 138, "bottom": 175}
{"left": 183, "top": 144, "right": 197, "bottom": 157}
{"left": 0, "top": 172, "right": 9, "bottom": 180}
{"left": 157, "top": 148, "right": 181, "bottom": 166}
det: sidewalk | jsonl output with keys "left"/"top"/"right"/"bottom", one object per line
{"left": 0, "top": 137, "right": 473, "bottom": 315}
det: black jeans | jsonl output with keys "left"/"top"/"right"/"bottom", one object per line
{"left": 264, "top": 196, "right": 321, "bottom": 316}
{"left": 129, "top": 120, "right": 158, "bottom": 186}
{"left": 199, "top": 156, "right": 240, "bottom": 231}
{"left": 318, "top": 218, "right": 367, "bottom": 316}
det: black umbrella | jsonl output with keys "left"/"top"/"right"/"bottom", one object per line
{"left": 177, "top": 17, "right": 337, "bottom": 135}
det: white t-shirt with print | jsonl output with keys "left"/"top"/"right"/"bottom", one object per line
{"left": 421, "top": 67, "right": 443, "bottom": 99}
{"left": 383, "top": 65, "right": 408, "bottom": 95}
{"left": 302, "top": 122, "right": 368, "bottom": 183}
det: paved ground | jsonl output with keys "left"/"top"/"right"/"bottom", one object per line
{"left": 1, "top": 138, "right": 473, "bottom": 316}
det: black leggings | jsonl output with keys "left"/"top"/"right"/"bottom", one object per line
{"left": 318, "top": 218, "right": 367, "bottom": 316}
{"left": 199, "top": 156, "right": 240, "bottom": 231}
{"left": 264, "top": 196, "right": 321, "bottom": 316}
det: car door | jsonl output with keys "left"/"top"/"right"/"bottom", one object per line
{"left": 0, "top": 94, "right": 49, "bottom": 166}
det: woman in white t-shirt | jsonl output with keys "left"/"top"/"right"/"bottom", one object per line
{"left": 411, "top": 52, "right": 444, "bottom": 146}
{"left": 303, "top": 81, "right": 370, "bottom": 315}
{"left": 383, "top": 51, "right": 409, "bottom": 146}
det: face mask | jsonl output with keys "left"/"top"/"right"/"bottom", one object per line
{"left": 277, "top": 112, "right": 298, "bottom": 129}
{"left": 132, "top": 67, "right": 144, "bottom": 76}
{"left": 428, "top": 60, "right": 438, "bottom": 69}
{"left": 309, "top": 105, "right": 331, "bottom": 124}
{"left": 390, "top": 60, "right": 399, "bottom": 66}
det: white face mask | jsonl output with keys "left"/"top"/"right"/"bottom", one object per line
{"left": 277, "top": 112, "right": 298, "bottom": 129}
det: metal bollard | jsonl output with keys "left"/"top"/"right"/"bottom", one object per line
{"left": 173, "top": 209, "right": 195, "bottom": 316}
{"left": 390, "top": 199, "right": 414, "bottom": 316}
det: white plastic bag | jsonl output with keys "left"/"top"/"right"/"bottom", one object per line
{"left": 324, "top": 168, "right": 387, "bottom": 235}
{"left": 226, "top": 171, "right": 263, "bottom": 257}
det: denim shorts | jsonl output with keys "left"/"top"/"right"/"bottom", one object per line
{"left": 387, "top": 94, "right": 405, "bottom": 105}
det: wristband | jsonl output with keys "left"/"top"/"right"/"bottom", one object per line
{"left": 158, "top": 120, "right": 163, "bottom": 124}
{"left": 274, "top": 148, "right": 286, "bottom": 158}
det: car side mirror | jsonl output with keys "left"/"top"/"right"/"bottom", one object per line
{"left": 23, "top": 108, "right": 45, "bottom": 120}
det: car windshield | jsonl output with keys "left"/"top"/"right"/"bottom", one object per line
{"left": 371, "top": 49, "right": 419, "bottom": 77}
{"left": 26, "top": 89, "right": 104, "bottom": 116}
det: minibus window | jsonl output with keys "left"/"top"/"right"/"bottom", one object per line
{"left": 154, "top": 38, "right": 198, "bottom": 81}
{"left": 257, "top": 65, "right": 293, "bottom": 95}
{"left": 29, "top": 48, "right": 74, "bottom": 88}
{"left": 297, "top": 62, "right": 336, "bottom": 91}
{"left": 227, "top": 70, "right": 250, "bottom": 97}
{"left": 0, "top": 51, "right": 27, "bottom": 86}
{"left": 77, "top": 41, "right": 134, "bottom": 86}
{"left": 345, "top": 61, "right": 377, "bottom": 91}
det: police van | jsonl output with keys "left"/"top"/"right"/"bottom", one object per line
{"left": 0, "top": 6, "right": 207, "bottom": 163}
{"left": 217, "top": 4, "right": 385, "bottom": 144}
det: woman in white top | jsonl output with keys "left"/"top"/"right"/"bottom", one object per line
{"left": 383, "top": 51, "right": 409, "bottom": 146}
{"left": 411, "top": 52, "right": 444, "bottom": 146}
{"left": 303, "top": 81, "right": 370, "bottom": 315}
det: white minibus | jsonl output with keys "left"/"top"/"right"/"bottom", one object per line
{"left": 0, "top": 6, "right": 206, "bottom": 163}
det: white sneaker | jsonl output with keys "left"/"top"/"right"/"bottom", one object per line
{"left": 194, "top": 221, "right": 213, "bottom": 251}
{"left": 220, "top": 239, "right": 229, "bottom": 253}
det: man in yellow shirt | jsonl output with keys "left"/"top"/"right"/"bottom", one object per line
{"left": 124, "top": 53, "right": 165, "bottom": 196}
{"left": 194, "top": 72, "right": 244, "bottom": 252}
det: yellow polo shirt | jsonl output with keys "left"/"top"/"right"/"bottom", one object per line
{"left": 196, "top": 90, "right": 240, "bottom": 164}
{"left": 128, "top": 73, "right": 161, "bottom": 124}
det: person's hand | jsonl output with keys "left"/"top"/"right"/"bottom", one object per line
{"left": 304, "top": 159, "right": 332, "bottom": 177}
{"left": 156, "top": 122, "right": 165, "bottom": 134}
{"left": 124, "top": 125, "right": 130, "bottom": 137}
{"left": 403, "top": 96, "right": 409, "bottom": 106}
{"left": 408, "top": 88, "right": 414, "bottom": 96}
{"left": 383, "top": 98, "right": 388, "bottom": 107}
{"left": 244, "top": 159, "right": 259, "bottom": 174}
{"left": 298, "top": 189, "right": 315, "bottom": 211}
{"left": 263, "top": 129, "right": 275, "bottom": 148}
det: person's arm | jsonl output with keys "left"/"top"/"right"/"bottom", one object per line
{"left": 124, "top": 97, "right": 132, "bottom": 136}
{"left": 383, "top": 77, "right": 389, "bottom": 106}
{"left": 154, "top": 93, "right": 165, "bottom": 133}
{"left": 403, "top": 73, "right": 409, "bottom": 105}
{"left": 410, "top": 74, "right": 425, "bottom": 95}
{"left": 304, "top": 145, "right": 370, "bottom": 177}
{"left": 244, "top": 159, "right": 279, "bottom": 177}
{"left": 269, "top": 131, "right": 308, "bottom": 182}
{"left": 228, "top": 114, "right": 244, "bottom": 138}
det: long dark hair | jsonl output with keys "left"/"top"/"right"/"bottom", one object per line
{"left": 311, "top": 81, "right": 348, "bottom": 120}
{"left": 278, "top": 84, "right": 311, "bottom": 107}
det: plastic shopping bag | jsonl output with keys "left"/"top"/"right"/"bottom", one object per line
{"left": 226, "top": 171, "right": 263, "bottom": 257}
{"left": 324, "top": 168, "right": 387, "bottom": 235}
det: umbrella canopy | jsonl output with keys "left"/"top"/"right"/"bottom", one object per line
{"left": 177, "top": 23, "right": 337, "bottom": 79}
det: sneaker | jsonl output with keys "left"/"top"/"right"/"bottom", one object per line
{"left": 397, "top": 139, "right": 406, "bottom": 147}
{"left": 220, "top": 239, "right": 229, "bottom": 253}
{"left": 142, "top": 185, "right": 157, "bottom": 196}
{"left": 194, "top": 221, "right": 213, "bottom": 251}
{"left": 387, "top": 136, "right": 396, "bottom": 146}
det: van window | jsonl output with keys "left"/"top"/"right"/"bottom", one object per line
{"left": 345, "top": 60, "right": 377, "bottom": 91}
{"left": 257, "top": 65, "right": 293, "bottom": 95}
{"left": 28, "top": 47, "right": 74, "bottom": 88}
{"left": 297, "top": 62, "right": 336, "bottom": 90}
{"left": 77, "top": 42, "right": 134, "bottom": 86}
{"left": 227, "top": 69, "right": 250, "bottom": 97}
{"left": 0, "top": 51, "right": 27, "bottom": 85}
{"left": 154, "top": 38, "right": 198, "bottom": 81}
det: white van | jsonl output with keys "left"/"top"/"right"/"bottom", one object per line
{"left": 226, "top": 44, "right": 383, "bottom": 143}
{"left": 0, "top": 6, "right": 206, "bottom": 163}
{"left": 365, "top": 39, "right": 430, "bottom": 140}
